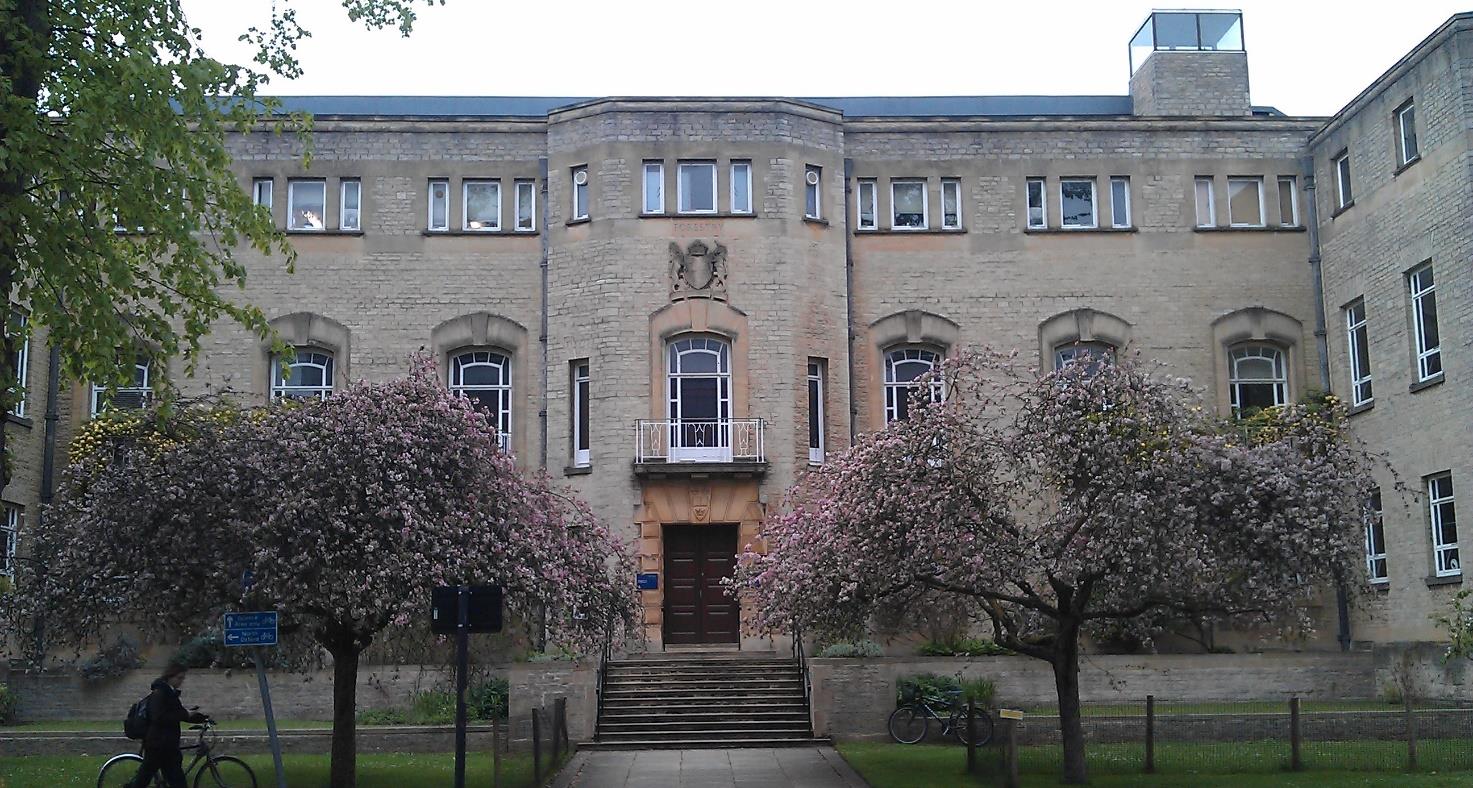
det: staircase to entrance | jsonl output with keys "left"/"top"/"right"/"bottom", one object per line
{"left": 591, "top": 651, "right": 825, "bottom": 749}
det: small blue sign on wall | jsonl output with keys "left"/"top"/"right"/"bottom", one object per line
{"left": 637, "top": 573, "right": 659, "bottom": 591}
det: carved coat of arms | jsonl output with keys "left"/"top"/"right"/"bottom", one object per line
{"left": 669, "top": 240, "right": 729, "bottom": 300}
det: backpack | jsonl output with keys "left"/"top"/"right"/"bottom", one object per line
{"left": 123, "top": 694, "right": 151, "bottom": 740}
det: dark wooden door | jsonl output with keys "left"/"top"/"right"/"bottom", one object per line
{"left": 663, "top": 524, "right": 739, "bottom": 645}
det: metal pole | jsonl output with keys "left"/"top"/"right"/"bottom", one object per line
{"left": 1145, "top": 695, "right": 1155, "bottom": 774}
{"left": 253, "top": 647, "right": 287, "bottom": 788}
{"left": 1290, "top": 697, "right": 1302, "bottom": 771}
{"left": 965, "top": 698, "right": 976, "bottom": 774}
{"left": 454, "top": 586, "right": 469, "bottom": 788}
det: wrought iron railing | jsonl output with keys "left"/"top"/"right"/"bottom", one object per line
{"left": 594, "top": 615, "right": 613, "bottom": 740}
{"left": 793, "top": 622, "right": 813, "bottom": 734}
{"left": 635, "top": 419, "right": 765, "bottom": 463}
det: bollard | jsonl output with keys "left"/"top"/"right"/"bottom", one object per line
{"left": 556, "top": 696, "right": 569, "bottom": 760}
{"left": 532, "top": 706, "right": 543, "bottom": 785}
{"left": 1145, "top": 695, "right": 1155, "bottom": 774}
{"left": 1001, "top": 717, "right": 1020, "bottom": 788}
{"left": 1289, "top": 697, "right": 1302, "bottom": 771}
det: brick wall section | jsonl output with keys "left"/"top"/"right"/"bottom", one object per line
{"left": 1131, "top": 52, "right": 1252, "bottom": 116}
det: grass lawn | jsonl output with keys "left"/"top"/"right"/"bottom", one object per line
{"left": 0, "top": 751, "right": 565, "bottom": 788}
{"left": 837, "top": 742, "right": 1473, "bottom": 788}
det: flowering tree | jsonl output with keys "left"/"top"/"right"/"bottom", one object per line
{"left": 734, "top": 351, "right": 1370, "bottom": 784}
{"left": 13, "top": 360, "right": 637, "bottom": 788}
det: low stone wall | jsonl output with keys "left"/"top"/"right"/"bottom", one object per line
{"left": 809, "top": 653, "right": 1377, "bottom": 740}
{"left": 1373, "top": 642, "right": 1473, "bottom": 701}
{"left": 0, "top": 725, "right": 499, "bottom": 757}
{"left": 507, "top": 662, "right": 597, "bottom": 746}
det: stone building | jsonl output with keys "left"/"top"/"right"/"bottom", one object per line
{"left": 4, "top": 10, "right": 1469, "bottom": 652}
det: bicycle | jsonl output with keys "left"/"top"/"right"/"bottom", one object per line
{"left": 97, "top": 719, "right": 258, "bottom": 788}
{"left": 887, "top": 688, "right": 994, "bottom": 746}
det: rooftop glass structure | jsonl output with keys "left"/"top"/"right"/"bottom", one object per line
{"left": 1130, "top": 10, "right": 1245, "bottom": 74}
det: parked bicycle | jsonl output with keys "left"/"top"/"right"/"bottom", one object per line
{"left": 888, "top": 687, "right": 994, "bottom": 746}
{"left": 97, "top": 719, "right": 258, "bottom": 788}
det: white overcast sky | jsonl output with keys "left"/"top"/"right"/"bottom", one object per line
{"left": 181, "top": 0, "right": 1467, "bottom": 117}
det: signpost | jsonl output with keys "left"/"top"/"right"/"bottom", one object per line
{"left": 223, "top": 610, "right": 285, "bottom": 788}
{"left": 431, "top": 585, "right": 502, "bottom": 788}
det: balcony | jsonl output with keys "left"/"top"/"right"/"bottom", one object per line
{"left": 634, "top": 419, "right": 767, "bottom": 477}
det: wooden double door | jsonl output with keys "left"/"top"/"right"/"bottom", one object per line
{"left": 663, "top": 524, "right": 739, "bottom": 645}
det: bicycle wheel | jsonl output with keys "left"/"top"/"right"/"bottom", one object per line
{"left": 97, "top": 753, "right": 144, "bottom": 788}
{"left": 952, "top": 708, "right": 994, "bottom": 747}
{"left": 887, "top": 706, "right": 929, "bottom": 744}
{"left": 194, "top": 756, "right": 258, "bottom": 788}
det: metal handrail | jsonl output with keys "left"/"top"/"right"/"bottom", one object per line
{"left": 635, "top": 418, "right": 765, "bottom": 463}
{"left": 792, "top": 623, "right": 813, "bottom": 735}
{"left": 594, "top": 615, "right": 613, "bottom": 740}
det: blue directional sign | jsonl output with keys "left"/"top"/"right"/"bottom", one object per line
{"left": 223, "top": 611, "right": 279, "bottom": 647}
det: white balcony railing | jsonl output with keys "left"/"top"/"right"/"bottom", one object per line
{"left": 635, "top": 419, "right": 765, "bottom": 464}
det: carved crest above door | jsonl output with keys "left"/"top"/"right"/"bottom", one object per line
{"left": 669, "top": 240, "right": 729, "bottom": 301}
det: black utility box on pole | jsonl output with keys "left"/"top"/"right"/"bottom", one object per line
{"left": 431, "top": 585, "right": 503, "bottom": 788}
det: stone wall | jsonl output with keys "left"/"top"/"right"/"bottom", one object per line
{"left": 1130, "top": 51, "right": 1252, "bottom": 116}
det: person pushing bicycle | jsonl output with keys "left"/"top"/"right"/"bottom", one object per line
{"left": 129, "top": 662, "right": 211, "bottom": 788}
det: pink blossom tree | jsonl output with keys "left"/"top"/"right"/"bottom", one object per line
{"left": 734, "top": 350, "right": 1371, "bottom": 784}
{"left": 14, "top": 359, "right": 637, "bottom": 788}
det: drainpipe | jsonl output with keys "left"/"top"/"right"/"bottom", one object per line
{"left": 1303, "top": 156, "right": 1351, "bottom": 653}
{"left": 842, "top": 158, "right": 857, "bottom": 441}
{"left": 538, "top": 157, "right": 550, "bottom": 472}
{"left": 31, "top": 340, "right": 60, "bottom": 664}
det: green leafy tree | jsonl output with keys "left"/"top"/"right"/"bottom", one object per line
{"left": 0, "top": 0, "right": 441, "bottom": 491}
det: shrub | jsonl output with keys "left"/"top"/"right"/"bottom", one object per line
{"left": 817, "top": 640, "right": 882, "bottom": 658}
{"left": 468, "top": 677, "right": 509, "bottom": 720}
{"left": 960, "top": 678, "right": 996, "bottom": 708}
{"left": 917, "top": 637, "right": 1013, "bottom": 657}
{"left": 896, "top": 673, "right": 961, "bottom": 706}
{"left": 79, "top": 635, "right": 144, "bottom": 681}
{"left": 356, "top": 707, "right": 407, "bottom": 726}
{"left": 0, "top": 683, "right": 19, "bottom": 724}
{"left": 356, "top": 680, "right": 507, "bottom": 726}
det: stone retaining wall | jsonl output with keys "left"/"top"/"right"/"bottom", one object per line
{"left": 0, "top": 725, "right": 498, "bottom": 757}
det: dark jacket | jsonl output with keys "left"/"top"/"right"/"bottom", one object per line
{"left": 143, "top": 677, "right": 206, "bottom": 750}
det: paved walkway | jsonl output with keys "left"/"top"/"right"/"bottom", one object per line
{"left": 553, "top": 747, "right": 871, "bottom": 788}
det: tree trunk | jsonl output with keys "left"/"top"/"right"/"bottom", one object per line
{"left": 327, "top": 642, "right": 361, "bottom": 788}
{"left": 1052, "top": 618, "right": 1088, "bottom": 784}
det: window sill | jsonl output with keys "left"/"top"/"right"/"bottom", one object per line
{"left": 1369, "top": 580, "right": 1390, "bottom": 592}
{"left": 1425, "top": 574, "right": 1462, "bottom": 588}
{"left": 1346, "top": 400, "right": 1374, "bottom": 417}
{"left": 5, "top": 414, "right": 33, "bottom": 429}
{"left": 563, "top": 464, "right": 593, "bottom": 477}
{"left": 1394, "top": 155, "right": 1422, "bottom": 177}
{"left": 421, "top": 229, "right": 538, "bottom": 237}
{"left": 802, "top": 216, "right": 828, "bottom": 226}
{"left": 286, "top": 229, "right": 364, "bottom": 236}
{"left": 1024, "top": 226, "right": 1138, "bottom": 235}
{"left": 639, "top": 212, "right": 758, "bottom": 219}
{"left": 1330, "top": 201, "right": 1355, "bottom": 219}
{"left": 1409, "top": 373, "right": 1444, "bottom": 393}
{"left": 565, "top": 217, "right": 591, "bottom": 227}
{"left": 857, "top": 228, "right": 967, "bottom": 235}
{"left": 1194, "top": 225, "right": 1307, "bottom": 233}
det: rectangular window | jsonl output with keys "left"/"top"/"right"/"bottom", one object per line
{"left": 731, "top": 161, "right": 752, "bottom": 214}
{"left": 1194, "top": 177, "right": 1216, "bottom": 227}
{"left": 941, "top": 179, "right": 962, "bottom": 230}
{"left": 891, "top": 180, "right": 928, "bottom": 229}
{"left": 428, "top": 178, "right": 449, "bottom": 231}
{"left": 1059, "top": 178, "right": 1096, "bottom": 228}
{"left": 804, "top": 165, "right": 821, "bottom": 219}
{"left": 1396, "top": 101, "right": 1419, "bottom": 166}
{"left": 1366, "top": 488, "right": 1387, "bottom": 583}
{"left": 571, "top": 167, "right": 589, "bottom": 220}
{"left": 287, "top": 179, "right": 326, "bottom": 231}
{"left": 808, "top": 360, "right": 825, "bottom": 464}
{"left": 1409, "top": 263, "right": 1441, "bottom": 381}
{"left": 678, "top": 162, "right": 717, "bottom": 214}
{"left": 1430, "top": 472, "right": 1460, "bottom": 577}
{"left": 463, "top": 180, "right": 501, "bottom": 231}
{"left": 339, "top": 179, "right": 361, "bottom": 231}
{"left": 252, "top": 178, "right": 273, "bottom": 209}
{"left": 1334, "top": 152, "right": 1353, "bottom": 209}
{"left": 1277, "top": 176, "right": 1299, "bottom": 226}
{"left": 857, "top": 179, "right": 877, "bottom": 230}
{"left": 1228, "top": 177, "right": 1265, "bottom": 227}
{"left": 1345, "top": 299, "right": 1373, "bottom": 406}
{"left": 1, "top": 504, "right": 17, "bottom": 578}
{"left": 1109, "top": 177, "right": 1130, "bottom": 228}
{"left": 515, "top": 180, "right": 536, "bottom": 232}
{"left": 572, "top": 361, "right": 590, "bottom": 467}
{"left": 8, "top": 311, "right": 26, "bottom": 419}
{"left": 643, "top": 161, "right": 664, "bottom": 214}
{"left": 1026, "top": 178, "right": 1046, "bottom": 228}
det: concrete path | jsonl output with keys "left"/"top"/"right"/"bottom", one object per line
{"left": 553, "top": 747, "right": 871, "bottom": 788}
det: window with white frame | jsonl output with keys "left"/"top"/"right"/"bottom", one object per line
{"left": 808, "top": 360, "right": 825, "bottom": 464}
{"left": 1395, "top": 100, "right": 1419, "bottom": 166}
{"left": 1053, "top": 341, "right": 1116, "bottom": 373}
{"left": 463, "top": 180, "right": 500, "bottom": 231}
{"left": 1429, "top": 472, "right": 1460, "bottom": 577}
{"left": 450, "top": 350, "right": 512, "bottom": 451}
{"left": 1228, "top": 344, "right": 1287, "bottom": 416}
{"left": 252, "top": 178, "right": 273, "bottom": 209}
{"left": 287, "top": 179, "right": 326, "bottom": 231}
{"left": 572, "top": 361, "right": 590, "bottom": 467}
{"left": 1109, "top": 177, "right": 1130, "bottom": 228}
{"left": 892, "top": 180, "right": 927, "bottom": 229}
{"left": 1194, "top": 176, "right": 1216, "bottom": 227}
{"left": 1059, "top": 179, "right": 1096, "bottom": 228}
{"left": 941, "top": 179, "right": 962, "bottom": 230}
{"left": 271, "top": 349, "right": 334, "bottom": 401}
{"left": 643, "top": 162, "right": 664, "bottom": 214}
{"left": 8, "top": 311, "right": 26, "bottom": 418}
{"left": 1277, "top": 176, "right": 1299, "bottom": 226}
{"left": 804, "top": 165, "right": 821, "bottom": 219}
{"left": 1409, "top": 263, "right": 1441, "bottom": 381}
{"left": 1228, "top": 177, "right": 1265, "bottom": 227}
{"left": 667, "top": 336, "right": 732, "bottom": 461}
{"left": 428, "top": 178, "right": 449, "bottom": 231}
{"left": 678, "top": 161, "right": 717, "bottom": 214}
{"left": 1365, "top": 487, "right": 1387, "bottom": 583}
{"left": 515, "top": 180, "right": 536, "bottom": 232}
{"left": 1333, "top": 151, "right": 1353, "bottom": 209}
{"left": 857, "top": 179, "right": 877, "bottom": 230}
{"left": 339, "top": 179, "right": 361, "bottom": 231}
{"left": 1026, "top": 178, "right": 1047, "bottom": 228}
{"left": 731, "top": 161, "right": 752, "bottom": 214}
{"left": 884, "top": 347, "right": 943, "bottom": 423}
{"left": 91, "top": 360, "right": 151, "bottom": 416}
{"left": 1345, "top": 299, "right": 1373, "bottom": 406}
{"left": 1, "top": 504, "right": 16, "bottom": 578}
{"left": 571, "top": 167, "right": 589, "bottom": 220}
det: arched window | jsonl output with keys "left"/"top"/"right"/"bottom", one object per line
{"left": 90, "top": 360, "right": 151, "bottom": 416}
{"left": 667, "top": 336, "right": 732, "bottom": 461}
{"left": 1228, "top": 345, "right": 1287, "bottom": 415}
{"left": 449, "top": 350, "right": 512, "bottom": 451}
{"left": 884, "top": 347, "right": 942, "bottom": 423}
{"left": 1053, "top": 341, "right": 1116, "bottom": 373}
{"left": 272, "top": 348, "right": 334, "bottom": 401}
